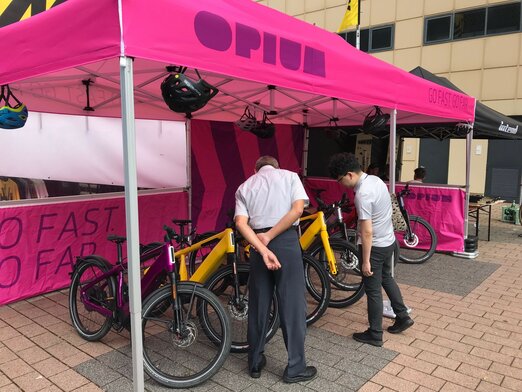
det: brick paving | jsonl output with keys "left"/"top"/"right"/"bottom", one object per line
{"left": 0, "top": 203, "right": 521, "bottom": 391}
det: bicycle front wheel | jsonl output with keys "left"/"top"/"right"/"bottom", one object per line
{"left": 142, "top": 283, "right": 231, "bottom": 389}
{"left": 203, "top": 264, "right": 279, "bottom": 353}
{"left": 308, "top": 239, "right": 365, "bottom": 308}
{"left": 396, "top": 215, "right": 437, "bottom": 264}
{"left": 303, "top": 253, "right": 331, "bottom": 325}
{"left": 69, "top": 256, "right": 115, "bottom": 341}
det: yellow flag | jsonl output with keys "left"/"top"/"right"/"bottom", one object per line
{"left": 337, "top": 0, "right": 360, "bottom": 32}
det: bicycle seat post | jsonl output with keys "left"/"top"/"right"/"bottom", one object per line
{"left": 117, "top": 242, "right": 123, "bottom": 265}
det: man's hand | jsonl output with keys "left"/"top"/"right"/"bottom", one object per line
{"left": 261, "top": 249, "right": 281, "bottom": 270}
{"left": 362, "top": 260, "right": 373, "bottom": 277}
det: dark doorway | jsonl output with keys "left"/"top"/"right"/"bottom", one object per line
{"left": 485, "top": 140, "right": 522, "bottom": 201}
{"left": 306, "top": 128, "right": 357, "bottom": 177}
{"left": 418, "top": 138, "right": 450, "bottom": 184}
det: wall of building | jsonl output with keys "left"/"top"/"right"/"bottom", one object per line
{"left": 256, "top": 0, "right": 520, "bottom": 196}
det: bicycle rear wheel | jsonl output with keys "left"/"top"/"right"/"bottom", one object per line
{"left": 69, "top": 256, "right": 115, "bottom": 341}
{"left": 395, "top": 215, "right": 437, "bottom": 264}
{"left": 303, "top": 253, "right": 331, "bottom": 325}
{"left": 203, "top": 264, "right": 279, "bottom": 353}
{"left": 308, "top": 238, "right": 365, "bottom": 308}
{"left": 142, "top": 283, "right": 231, "bottom": 389}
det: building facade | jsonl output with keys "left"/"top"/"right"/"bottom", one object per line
{"left": 256, "top": 0, "right": 522, "bottom": 199}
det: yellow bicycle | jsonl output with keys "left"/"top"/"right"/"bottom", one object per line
{"left": 299, "top": 211, "right": 364, "bottom": 308}
{"left": 169, "top": 220, "right": 330, "bottom": 352}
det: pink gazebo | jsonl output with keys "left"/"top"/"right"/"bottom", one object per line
{"left": 0, "top": 0, "right": 475, "bottom": 389}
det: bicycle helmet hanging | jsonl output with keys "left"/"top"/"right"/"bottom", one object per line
{"left": 236, "top": 106, "right": 275, "bottom": 139}
{"left": 160, "top": 66, "right": 219, "bottom": 115}
{"left": 0, "top": 85, "right": 28, "bottom": 130}
{"left": 235, "top": 106, "right": 258, "bottom": 132}
{"left": 252, "top": 111, "right": 275, "bottom": 139}
{"left": 362, "top": 106, "right": 389, "bottom": 134}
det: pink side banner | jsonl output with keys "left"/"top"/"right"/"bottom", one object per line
{"left": 304, "top": 178, "right": 465, "bottom": 253}
{"left": 0, "top": 191, "right": 188, "bottom": 306}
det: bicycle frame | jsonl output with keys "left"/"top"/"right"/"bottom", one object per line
{"left": 179, "top": 228, "right": 235, "bottom": 283}
{"left": 299, "top": 211, "right": 337, "bottom": 275}
{"left": 79, "top": 242, "right": 178, "bottom": 319}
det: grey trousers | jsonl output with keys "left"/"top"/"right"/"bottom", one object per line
{"left": 248, "top": 229, "right": 307, "bottom": 377}
{"left": 361, "top": 242, "right": 409, "bottom": 337}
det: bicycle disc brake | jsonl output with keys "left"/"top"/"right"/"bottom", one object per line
{"left": 228, "top": 296, "right": 248, "bottom": 320}
{"left": 403, "top": 233, "right": 419, "bottom": 247}
{"left": 170, "top": 320, "right": 197, "bottom": 347}
{"left": 339, "top": 249, "right": 358, "bottom": 270}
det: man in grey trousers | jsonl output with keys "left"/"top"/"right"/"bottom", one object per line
{"left": 328, "top": 152, "right": 413, "bottom": 347}
{"left": 235, "top": 155, "right": 317, "bottom": 383}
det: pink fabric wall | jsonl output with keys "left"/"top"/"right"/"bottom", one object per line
{"left": 304, "top": 178, "right": 465, "bottom": 252}
{"left": 0, "top": 192, "right": 188, "bottom": 305}
{"left": 190, "top": 120, "right": 304, "bottom": 232}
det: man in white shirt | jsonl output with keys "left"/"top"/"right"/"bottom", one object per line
{"left": 328, "top": 153, "right": 413, "bottom": 347}
{"left": 235, "top": 156, "right": 317, "bottom": 383}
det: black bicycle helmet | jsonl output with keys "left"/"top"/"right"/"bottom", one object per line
{"left": 235, "top": 107, "right": 258, "bottom": 132}
{"left": 161, "top": 68, "right": 219, "bottom": 114}
{"left": 0, "top": 85, "right": 28, "bottom": 130}
{"left": 362, "top": 106, "right": 389, "bottom": 133}
{"left": 251, "top": 112, "right": 275, "bottom": 139}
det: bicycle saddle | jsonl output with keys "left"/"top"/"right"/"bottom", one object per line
{"left": 107, "top": 235, "right": 126, "bottom": 244}
{"left": 172, "top": 219, "right": 191, "bottom": 226}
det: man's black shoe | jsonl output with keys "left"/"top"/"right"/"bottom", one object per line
{"left": 353, "top": 330, "right": 383, "bottom": 347}
{"left": 249, "top": 354, "right": 266, "bottom": 378}
{"left": 387, "top": 316, "right": 414, "bottom": 334}
{"left": 283, "top": 366, "right": 317, "bottom": 383}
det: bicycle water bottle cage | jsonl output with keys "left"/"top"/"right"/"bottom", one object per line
{"left": 0, "top": 85, "right": 28, "bottom": 129}
{"left": 161, "top": 67, "right": 219, "bottom": 115}
{"left": 362, "top": 106, "right": 389, "bottom": 134}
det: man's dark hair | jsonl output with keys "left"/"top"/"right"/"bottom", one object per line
{"left": 414, "top": 166, "right": 426, "bottom": 180}
{"left": 328, "top": 152, "right": 362, "bottom": 179}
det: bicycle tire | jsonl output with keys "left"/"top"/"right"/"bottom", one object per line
{"left": 69, "top": 256, "right": 116, "bottom": 341}
{"left": 396, "top": 215, "right": 437, "bottom": 264}
{"left": 331, "top": 230, "right": 399, "bottom": 267}
{"left": 303, "top": 253, "right": 331, "bottom": 326}
{"left": 142, "top": 283, "right": 231, "bottom": 389}
{"left": 308, "top": 238, "right": 365, "bottom": 308}
{"left": 203, "top": 264, "right": 279, "bottom": 353}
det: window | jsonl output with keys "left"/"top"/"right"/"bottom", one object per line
{"left": 454, "top": 8, "right": 485, "bottom": 39}
{"left": 345, "top": 29, "right": 369, "bottom": 52}
{"left": 425, "top": 15, "right": 452, "bottom": 43}
{"left": 371, "top": 26, "right": 393, "bottom": 51}
{"left": 486, "top": 2, "right": 521, "bottom": 35}
{"left": 342, "top": 25, "right": 392, "bottom": 52}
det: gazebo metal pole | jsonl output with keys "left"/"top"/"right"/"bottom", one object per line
{"left": 120, "top": 55, "right": 145, "bottom": 392}
{"left": 464, "top": 127, "right": 474, "bottom": 239}
{"left": 389, "top": 109, "right": 397, "bottom": 193}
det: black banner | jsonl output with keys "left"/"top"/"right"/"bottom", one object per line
{"left": 0, "top": 0, "right": 67, "bottom": 28}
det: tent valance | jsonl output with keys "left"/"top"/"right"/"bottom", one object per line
{"left": 0, "top": 0, "right": 475, "bottom": 127}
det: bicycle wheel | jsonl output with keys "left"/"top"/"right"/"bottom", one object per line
{"left": 142, "top": 283, "right": 231, "bottom": 389}
{"left": 69, "top": 256, "right": 115, "bottom": 341}
{"left": 395, "top": 215, "right": 437, "bottom": 264}
{"left": 188, "top": 231, "right": 220, "bottom": 276}
{"left": 303, "top": 253, "right": 331, "bottom": 325}
{"left": 308, "top": 238, "right": 365, "bottom": 308}
{"left": 203, "top": 264, "right": 279, "bottom": 353}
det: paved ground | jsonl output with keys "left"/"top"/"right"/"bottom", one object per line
{"left": 1, "top": 203, "right": 522, "bottom": 391}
